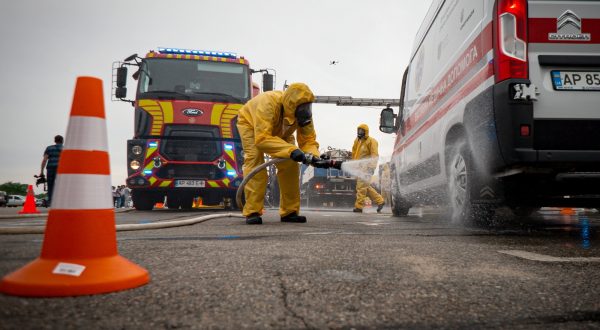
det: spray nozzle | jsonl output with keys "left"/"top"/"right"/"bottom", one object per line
{"left": 311, "top": 159, "right": 343, "bottom": 170}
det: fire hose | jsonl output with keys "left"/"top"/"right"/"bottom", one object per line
{"left": 235, "top": 156, "right": 343, "bottom": 209}
{"left": 0, "top": 213, "right": 246, "bottom": 235}
{"left": 0, "top": 157, "right": 342, "bottom": 235}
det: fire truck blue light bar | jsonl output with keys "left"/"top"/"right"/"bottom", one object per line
{"left": 224, "top": 144, "right": 234, "bottom": 150}
{"left": 157, "top": 47, "right": 237, "bottom": 59}
{"left": 227, "top": 171, "right": 236, "bottom": 177}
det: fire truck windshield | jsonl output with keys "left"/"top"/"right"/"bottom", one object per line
{"left": 138, "top": 58, "right": 250, "bottom": 103}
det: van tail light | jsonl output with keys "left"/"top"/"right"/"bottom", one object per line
{"left": 494, "top": 0, "right": 529, "bottom": 82}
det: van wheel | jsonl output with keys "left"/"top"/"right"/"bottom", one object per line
{"left": 511, "top": 206, "right": 540, "bottom": 217}
{"left": 447, "top": 143, "right": 494, "bottom": 225}
{"left": 390, "top": 169, "right": 410, "bottom": 217}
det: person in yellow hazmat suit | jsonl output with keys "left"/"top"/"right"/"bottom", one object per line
{"left": 236, "top": 83, "right": 322, "bottom": 225}
{"left": 351, "top": 124, "right": 385, "bottom": 213}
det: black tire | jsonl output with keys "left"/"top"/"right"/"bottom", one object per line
{"left": 390, "top": 169, "right": 410, "bottom": 217}
{"left": 447, "top": 143, "right": 494, "bottom": 226}
{"left": 180, "top": 195, "right": 194, "bottom": 210}
{"left": 132, "top": 190, "right": 155, "bottom": 211}
{"left": 511, "top": 206, "right": 540, "bottom": 217}
{"left": 166, "top": 195, "right": 181, "bottom": 209}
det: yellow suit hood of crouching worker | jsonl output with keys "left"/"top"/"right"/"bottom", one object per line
{"left": 236, "top": 83, "right": 320, "bottom": 217}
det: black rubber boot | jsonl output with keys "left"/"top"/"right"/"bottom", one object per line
{"left": 353, "top": 208, "right": 363, "bottom": 213}
{"left": 281, "top": 212, "right": 307, "bottom": 223}
{"left": 377, "top": 203, "right": 385, "bottom": 213}
{"left": 246, "top": 213, "right": 263, "bottom": 225}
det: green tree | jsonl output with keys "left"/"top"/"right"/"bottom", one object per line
{"left": 0, "top": 182, "right": 28, "bottom": 196}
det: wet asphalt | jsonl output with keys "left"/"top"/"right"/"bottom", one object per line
{"left": 0, "top": 206, "right": 599, "bottom": 329}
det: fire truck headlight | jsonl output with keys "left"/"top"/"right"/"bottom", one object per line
{"left": 132, "top": 145, "right": 143, "bottom": 155}
{"left": 130, "top": 160, "right": 141, "bottom": 170}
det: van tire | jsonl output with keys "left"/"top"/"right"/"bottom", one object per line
{"left": 447, "top": 142, "right": 494, "bottom": 226}
{"left": 390, "top": 169, "right": 410, "bottom": 217}
{"left": 511, "top": 206, "right": 540, "bottom": 217}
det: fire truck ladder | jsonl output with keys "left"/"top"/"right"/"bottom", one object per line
{"left": 313, "top": 96, "right": 400, "bottom": 107}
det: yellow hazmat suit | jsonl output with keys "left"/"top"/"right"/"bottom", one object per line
{"left": 352, "top": 124, "right": 384, "bottom": 210}
{"left": 236, "top": 83, "right": 320, "bottom": 217}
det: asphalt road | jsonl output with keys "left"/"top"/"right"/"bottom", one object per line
{"left": 0, "top": 206, "right": 599, "bottom": 329}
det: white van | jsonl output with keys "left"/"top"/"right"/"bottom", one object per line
{"left": 379, "top": 0, "right": 600, "bottom": 224}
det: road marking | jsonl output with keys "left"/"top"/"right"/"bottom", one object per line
{"left": 499, "top": 250, "right": 600, "bottom": 263}
{"left": 304, "top": 232, "right": 335, "bottom": 235}
{"left": 356, "top": 222, "right": 390, "bottom": 226}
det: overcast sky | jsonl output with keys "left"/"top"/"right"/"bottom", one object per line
{"left": 0, "top": 0, "right": 432, "bottom": 193}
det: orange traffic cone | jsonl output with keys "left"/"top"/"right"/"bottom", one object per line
{"left": 19, "top": 185, "right": 40, "bottom": 214}
{"left": 0, "top": 77, "right": 149, "bottom": 297}
{"left": 560, "top": 208, "right": 576, "bottom": 215}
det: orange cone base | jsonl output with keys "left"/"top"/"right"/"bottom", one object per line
{"left": 0, "top": 255, "right": 149, "bottom": 297}
{"left": 560, "top": 208, "right": 576, "bottom": 215}
{"left": 18, "top": 209, "right": 40, "bottom": 214}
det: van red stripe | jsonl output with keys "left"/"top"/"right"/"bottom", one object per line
{"left": 57, "top": 150, "right": 110, "bottom": 174}
{"left": 404, "top": 23, "right": 493, "bottom": 134}
{"left": 394, "top": 63, "right": 494, "bottom": 155}
{"left": 529, "top": 18, "right": 600, "bottom": 44}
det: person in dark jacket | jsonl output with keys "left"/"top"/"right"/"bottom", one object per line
{"left": 40, "top": 135, "right": 63, "bottom": 206}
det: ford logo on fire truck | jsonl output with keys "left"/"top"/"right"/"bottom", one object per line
{"left": 182, "top": 108, "right": 204, "bottom": 117}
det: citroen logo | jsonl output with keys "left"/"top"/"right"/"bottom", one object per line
{"left": 557, "top": 10, "right": 582, "bottom": 32}
{"left": 549, "top": 10, "right": 591, "bottom": 41}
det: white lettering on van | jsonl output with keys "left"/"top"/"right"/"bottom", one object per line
{"left": 430, "top": 45, "right": 479, "bottom": 106}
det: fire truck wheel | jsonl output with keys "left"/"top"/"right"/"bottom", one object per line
{"left": 132, "top": 190, "right": 155, "bottom": 211}
{"left": 166, "top": 194, "right": 182, "bottom": 209}
{"left": 180, "top": 196, "right": 194, "bottom": 210}
{"left": 446, "top": 142, "right": 494, "bottom": 226}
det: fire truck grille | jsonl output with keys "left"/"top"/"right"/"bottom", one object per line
{"left": 534, "top": 120, "right": 600, "bottom": 151}
{"left": 156, "top": 164, "right": 225, "bottom": 180}
{"left": 161, "top": 125, "right": 222, "bottom": 161}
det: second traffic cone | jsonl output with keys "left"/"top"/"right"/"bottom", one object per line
{"left": 19, "top": 185, "right": 40, "bottom": 214}
{"left": 560, "top": 208, "right": 576, "bottom": 215}
{"left": 0, "top": 77, "right": 149, "bottom": 297}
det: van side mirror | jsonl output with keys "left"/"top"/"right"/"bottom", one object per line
{"left": 262, "top": 73, "right": 274, "bottom": 92}
{"left": 379, "top": 107, "right": 397, "bottom": 134}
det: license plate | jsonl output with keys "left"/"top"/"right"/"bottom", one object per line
{"left": 175, "top": 180, "right": 205, "bottom": 188}
{"left": 552, "top": 71, "right": 600, "bottom": 91}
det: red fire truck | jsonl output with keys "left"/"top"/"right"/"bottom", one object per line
{"left": 113, "top": 47, "right": 273, "bottom": 210}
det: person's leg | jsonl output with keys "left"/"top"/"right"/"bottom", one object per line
{"left": 46, "top": 169, "right": 56, "bottom": 206}
{"left": 354, "top": 179, "right": 368, "bottom": 211}
{"left": 238, "top": 124, "right": 267, "bottom": 220}
{"left": 276, "top": 160, "right": 300, "bottom": 217}
{"left": 366, "top": 185, "right": 384, "bottom": 206}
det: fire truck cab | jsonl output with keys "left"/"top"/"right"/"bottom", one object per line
{"left": 113, "top": 47, "right": 273, "bottom": 210}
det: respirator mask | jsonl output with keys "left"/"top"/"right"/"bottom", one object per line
{"left": 357, "top": 128, "right": 366, "bottom": 139}
{"left": 295, "top": 103, "right": 313, "bottom": 127}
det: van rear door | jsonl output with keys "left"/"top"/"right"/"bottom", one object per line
{"left": 527, "top": 1, "right": 600, "bottom": 149}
